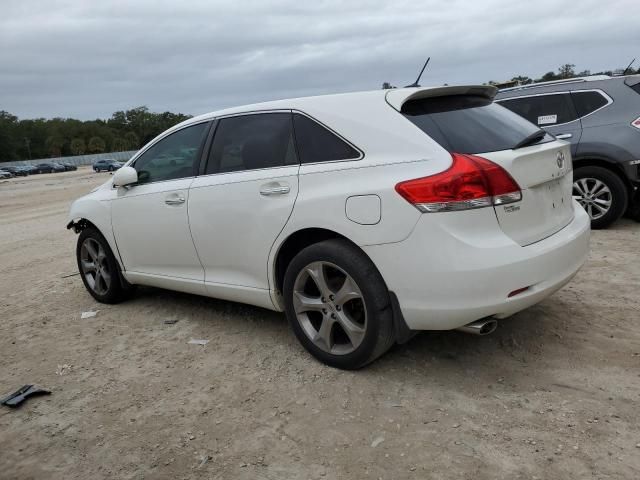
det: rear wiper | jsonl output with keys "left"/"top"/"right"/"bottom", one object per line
{"left": 513, "top": 129, "right": 546, "bottom": 149}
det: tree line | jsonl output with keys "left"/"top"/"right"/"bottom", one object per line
{"left": 487, "top": 62, "right": 638, "bottom": 87}
{"left": 0, "top": 106, "right": 191, "bottom": 162}
{"left": 3, "top": 62, "right": 639, "bottom": 162}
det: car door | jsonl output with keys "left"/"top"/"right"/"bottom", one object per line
{"left": 188, "top": 112, "right": 299, "bottom": 308}
{"left": 498, "top": 93, "right": 582, "bottom": 156}
{"left": 111, "top": 121, "right": 211, "bottom": 292}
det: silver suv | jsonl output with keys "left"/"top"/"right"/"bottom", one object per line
{"left": 496, "top": 75, "right": 640, "bottom": 228}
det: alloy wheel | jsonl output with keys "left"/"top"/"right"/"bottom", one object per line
{"left": 80, "top": 238, "right": 111, "bottom": 295}
{"left": 292, "top": 261, "right": 367, "bottom": 355}
{"left": 572, "top": 177, "right": 612, "bottom": 220}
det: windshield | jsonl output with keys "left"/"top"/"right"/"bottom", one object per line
{"left": 402, "top": 95, "right": 551, "bottom": 154}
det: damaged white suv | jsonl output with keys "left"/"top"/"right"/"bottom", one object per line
{"left": 68, "top": 85, "right": 590, "bottom": 369}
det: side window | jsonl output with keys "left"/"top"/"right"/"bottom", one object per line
{"left": 571, "top": 91, "right": 608, "bottom": 118}
{"left": 292, "top": 114, "right": 360, "bottom": 163}
{"left": 206, "top": 113, "right": 297, "bottom": 174}
{"left": 133, "top": 122, "right": 208, "bottom": 184}
{"left": 499, "top": 94, "right": 577, "bottom": 126}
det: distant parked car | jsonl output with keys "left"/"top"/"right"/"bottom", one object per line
{"left": 496, "top": 74, "right": 640, "bottom": 228}
{"left": 33, "top": 163, "right": 56, "bottom": 174}
{"left": 60, "top": 163, "right": 78, "bottom": 171}
{"left": 33, "top": 162, "right": 65, "bottom": 173}
{"left": 93, "top": 160, "right": 123, "bottom": 172}
{"left": 1, "top": 166, "right": 28, "bottom": 176}
{"left": 20, "top": 165, "right": 37, "bottom": 175}
{"left": 0, "top": 169, "right": 13, "bottom": 179}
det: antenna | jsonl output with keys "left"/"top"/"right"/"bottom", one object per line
{"left": 623, "top": 58, "right": 636, "bottom": 76}
{"left": 405, "top": 57, "right": 430, "bottom": 88}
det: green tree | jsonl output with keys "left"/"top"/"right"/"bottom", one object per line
{"left": 45, "top": 135, "right": 65, "bottom": 157}
{"left": 124, "top": 131, "right": 139, "bottom": 149}
{"left": 539, "top": 71, "right": 558, "bottom": 82}
{"left": 70, "top": 138, "right": 86, "bottom": 155}
{"left": 111, "top": 138, "right": 128, "bottom": 152}
{"left": 511, "top": 75, "right": 532, "bottom": 85}
{"left": 88, "top": 136, "right": 106, "bottom": 153}
{"left": 0, "top": 111, "right": 19, "bottom": 161}
{"left": 558, "top": 63, "right": 576, "bottom": 79}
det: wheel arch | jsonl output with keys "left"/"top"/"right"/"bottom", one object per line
{"left": 573, "top": 156, "right": 633, "bottom": 192}
{"left": 271, "top": 227, "right": 414, "bottom": 343}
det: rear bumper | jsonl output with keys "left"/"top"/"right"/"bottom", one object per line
{"left": 363, "top": 200, "right": 590, "bottom": 331}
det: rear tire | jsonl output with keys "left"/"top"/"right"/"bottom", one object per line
{"left": 76, "top": 227, "right": 133, "bottom": 304}
{"left": 283, "top": 239, "right": 395, "bottom": 369}
{"left": 573, "top": 166, "right": 628, "bottom": 229}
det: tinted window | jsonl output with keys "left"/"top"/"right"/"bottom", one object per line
{"left": 206, "top": 113, "right": 297, "bottom": 174}
{"left": 133, "top": 122, "right": 208, "bottom": 184}
{"left": 403, "top": 95, "right": 545, "bottom": 154}
{"left": 571, "top": 91, "right": 608, "bottom": 118}
{"left": 292, "top": 114, "right": 360, "bottom": 163}
{"left": 498, "top": 93, "right": 577, "bottom": 126}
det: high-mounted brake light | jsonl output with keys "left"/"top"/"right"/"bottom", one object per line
{"left": 631, "top": 116, "right": 640, "bottom": 129}
{"left": 395, "top": 153, "right": 522, "bottom": 213}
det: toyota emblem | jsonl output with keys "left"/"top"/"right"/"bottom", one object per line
{"left": 556, "top": 151, "right": 565, "bottom": 168}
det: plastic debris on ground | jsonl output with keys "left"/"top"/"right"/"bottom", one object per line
{"left": 1, "top": 385, "right": 51, "bottom": 408}
{"left": 81, "top": 310, "right": 98, "bottom": 319}
{"left": 188, "top": 339, "right": 210, "bottom": 346}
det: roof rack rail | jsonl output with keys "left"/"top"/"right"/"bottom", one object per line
{"left": 499, "top": 75, "right": 611, "bottom": 92}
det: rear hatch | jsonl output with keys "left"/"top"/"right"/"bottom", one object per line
{"left": 393, "top": 87, "right": 574, "bottom": 246}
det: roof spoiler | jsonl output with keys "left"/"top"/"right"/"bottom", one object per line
{"left": 385, "top": 85, "right": 498, "bottom": 112}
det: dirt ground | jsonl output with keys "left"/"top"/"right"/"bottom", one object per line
{"left": 0, "top": 167, "right": 639, "bottom": 480}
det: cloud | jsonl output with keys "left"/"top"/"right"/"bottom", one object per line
{"left": 1, "top": 0, "right": 637, "bottom": 119}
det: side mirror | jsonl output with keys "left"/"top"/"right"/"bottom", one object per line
{"left": 112, "top": 166, "right": 138, "bottom": 187}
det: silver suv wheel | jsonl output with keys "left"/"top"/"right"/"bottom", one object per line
{"left": 292, "top": 261, "right": 367, "bottom": 355}
{"left": 572, "top": 177, "right": 612, "bottom": 220}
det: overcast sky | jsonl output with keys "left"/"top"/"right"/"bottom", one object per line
{"left": 1, "top": 0, "right": 638, "bottom": 120}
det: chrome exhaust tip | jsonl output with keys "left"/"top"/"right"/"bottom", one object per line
{"left": 455, "top": 318, "right": 498, "bottom": 336}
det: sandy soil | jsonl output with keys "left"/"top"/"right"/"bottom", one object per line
{"left": 1, "top": 168, "right": 639, "bottom": 480}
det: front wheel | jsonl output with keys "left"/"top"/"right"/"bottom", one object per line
{"left": 283, "top": 239, "right": 395, "bottom": 369}
{"left": 76, "top": 227, "right": 132, "bottom": 303}
{"left": 573, "top": 166, "right": 628, "bottom": 229}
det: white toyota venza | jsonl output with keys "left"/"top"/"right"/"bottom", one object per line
{"left": 68, "top": 85, "right": 590, "bottom": 369}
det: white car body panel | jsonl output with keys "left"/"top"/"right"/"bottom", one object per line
{"left": 68, "top": 85, "right": 591, "bottom": 331}
{"left": 111, "top": 177, "right": 204, "bottom": 284}
{"left": 189, "top": 164, "right": 299, "bottom": 302}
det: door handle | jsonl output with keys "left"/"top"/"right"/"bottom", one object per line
{"left": 556, "top": 133, "right": 572, "bottom": 140}
{"left": 165, "top": 194, "right": 185, "bottom": 205}
{"left": 260, "top": 182, "right": 290, "bottom": 196}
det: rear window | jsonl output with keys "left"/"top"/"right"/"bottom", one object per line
{"left": 571, "top": 91, "right": 609, "bottom": 117}
{"left": 402, "top": 95, "right": 545, "bottom": 154}
{"left": 498, "top": 93, "right": 578, "bottom": 126}
{"left": 292, "top": 114, "right": 361, "bottom": 163}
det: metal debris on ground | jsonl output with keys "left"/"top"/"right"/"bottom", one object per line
{"left": 1, "top": 385, "right": 51, "bottom": 408}
{"left": 81, "top": 310, "right": 98, "bottom": 319}
{"left": 188, "top": 339, "right": 210, "bottom": 346}
{"left": 164, "top": 319, "right": 179, "bottom": 325}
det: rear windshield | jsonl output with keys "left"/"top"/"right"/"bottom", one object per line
{"left": 402, "top": 95, "right": 548, "bottom": 154}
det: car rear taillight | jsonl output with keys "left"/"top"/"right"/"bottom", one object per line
{"left": 395, "top": 153, "right": 522, "bottom": 213}
{"left": 631, "top": 116, "right": 640, "bottom": 129}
